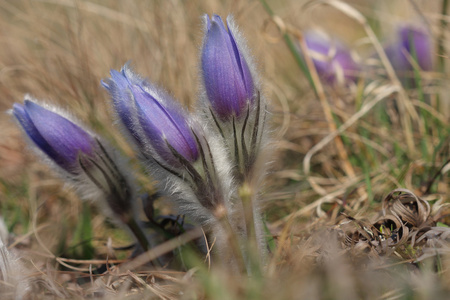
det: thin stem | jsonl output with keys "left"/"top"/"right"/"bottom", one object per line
{"left": 215, "top": 207, "right": 247, "bottom": 274}
{"left": 240, "top": 183, "right": 255, "bottom": 247}
{"left": 259, "top": 0, "right": 316, "bottom": 94}
{"left": 438, "top": 0, "right": 448, "bottom": 73}
{"left": 126, "top": 217, "right": 150, "bottom": 253}
{"left": 239, "top": 182, "right": 262, "bottom": 275}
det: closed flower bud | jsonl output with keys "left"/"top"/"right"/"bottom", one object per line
{"left": 12, "top": 99, "right": 97, "bottom": 174}
{"left": 103, "top": 66, "right": 199, "bottom": 166}
{"left": 198, "top": 15, "right": 269, "bottom": 182}
{"left": 12, "top": 98, "right": 140, "bottom": 224}
{"left": 303, "top": 30, "right": 359, "bottom": 85}
{"left": 201, "top": 14, "right": 255, "bottom": 120}
{"left": 11, "top": 97, "right": 152, "bottom": 253}
{"left": 384, "top": 24, "right": 433, "bottom": 79}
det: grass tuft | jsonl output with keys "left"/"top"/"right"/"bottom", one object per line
{"left": 0, "top": 0, "right": 449, "bottom": 299}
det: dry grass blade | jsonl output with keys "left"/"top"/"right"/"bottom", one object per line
{"left": 382, "top": 188, "right": 431, "bottom": 228}
{"left": 302, "top": 84, "right": 399, "bottom": 176}
{"left": 118, "top": 228, "right": 203, "bottom": 273}
{"left": 37, "top": 0, "right": 149, "bottom": 31}
{"left": 1, "top": 0, "right": 450, "bottom": 299}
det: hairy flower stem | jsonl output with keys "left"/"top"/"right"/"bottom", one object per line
{"left": 240, "top": 183, "right": 255, "bottom": 246}
{"left": 214, "top": 206, "right": 246, "bottom": 274}
{"left": 240, "top": 182, "right": 263, "bottom": 275}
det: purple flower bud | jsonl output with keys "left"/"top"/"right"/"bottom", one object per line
{"left": 103, "top": 66, "right": 198, "bottom": 164}
{"left": 102, "top": 68, "right": 146, "bottom": 148}
{"left": 384, "top": 25, "right": 433, "bottom": 75}
{"left": 201, "top": 14, "right": 254, "bottom": 120}
{"left": 303, "top": 30, "right": 359, "bottom": 84}
{"left": 12, "top": 99, "right": 97, "bottom": 174}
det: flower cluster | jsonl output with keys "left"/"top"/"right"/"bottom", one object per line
{"left": 300, "top": 23, "right": 433, "bottom": 87}
{"left": 11, "top": 14, "right": 269, "bottom": 271}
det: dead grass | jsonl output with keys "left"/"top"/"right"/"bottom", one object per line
{"left": 0, "top": 0, "right": 449, "bottom": 299}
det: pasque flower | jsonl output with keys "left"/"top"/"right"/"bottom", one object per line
{"left": 12, "top": 97, "right": 148, "bottom": 249}
{"left": 102, "top": 66, "right": 198, "bottom": 166}
{"left": 12, "top": 99, "right": 97, "bottom": 174}
{"left": 200, "top": 14, "right": 267, "bottom": 178}
{"left": 199, "top": 15, "right": 270, "bottom": 270}
{"left": 384, "top": 24, "right": 432, "bottom": 78}
{"left": 104, "top": 66, "right": 238, "bottom": 255}
{"left": 201, "top": 14, "right": 255, "bottom": 120}
{"left": 303, "top": 30, "right": 359, "bottom": 85}
{"left": 103, "top": 66, "right": 230, "bottom": 215}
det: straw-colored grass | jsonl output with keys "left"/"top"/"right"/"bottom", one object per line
{"left": 1, "top": 0, "right": 449, "bottom": 299}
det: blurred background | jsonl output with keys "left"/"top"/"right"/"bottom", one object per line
{"left": 0, "top": 0, "right": 449, "bottom": 299}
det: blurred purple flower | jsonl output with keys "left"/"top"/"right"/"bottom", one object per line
{"left": 303, "top": 30, "right": 359, "bottom": 85}
{"left": 201, "top": 14, "right": 254, "bottom": 120}
{"left": 384, "top": 25, "right": 433, "bottom": 78}
{"left": 12, "top": 99, "right": 97, "bottom": 174}
{"left": 103, "top": 65, "right": 198, "bottom": 164}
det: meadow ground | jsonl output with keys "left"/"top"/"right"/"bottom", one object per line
{"left": 0, "top": 0, "right": 449, "bottom": 299}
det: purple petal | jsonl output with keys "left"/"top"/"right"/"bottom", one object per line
{"left": 106, "top": 70, "right": 136, "bottom": 130}
{"left": 226, "top": 16, "right": 254, "bottom": 101}
{"left": 383, "top": 25, "right": 433, "bottom": 86}
{"left": 103, "top": 65, "right": 199, "bottom": 163}
{"left": 13, "top": 103, "right": 62, "bottom": 165}
{"left": 132, "top": 85, "right": 198, "bottom": 162}
{"left": 103, "top": 68, "right": 148, "bottom": 147}
{"left": 22, "top": 100, "right": 96, "bottom": 170}
{"left": 399, "top": 26, "right": 432, "bottom": 71}
{"left": 202, "top": 14, "right": 254, "bottom": 120}
{"left": 304, "top": 31, "right": 359, "bottom": 84}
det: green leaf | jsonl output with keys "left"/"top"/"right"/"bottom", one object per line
{"left": 437, "top": 222, "right": 449, "bottom": 228}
